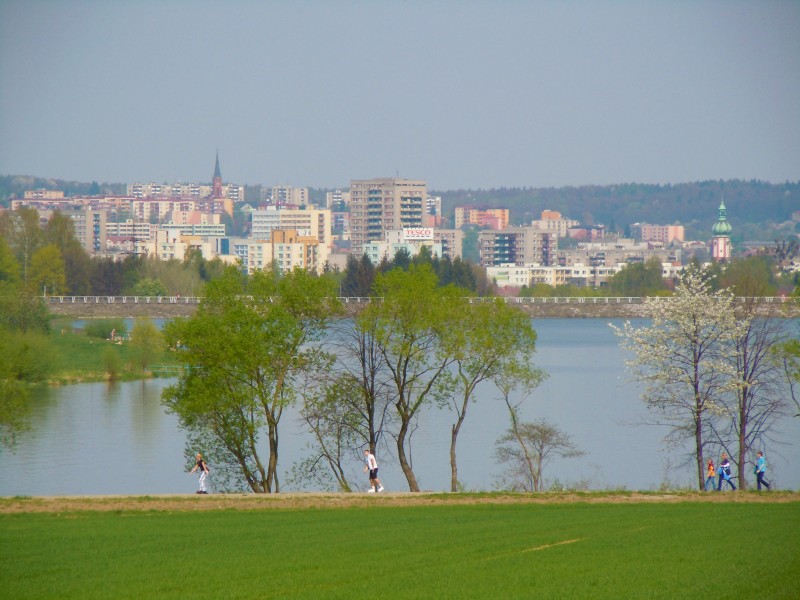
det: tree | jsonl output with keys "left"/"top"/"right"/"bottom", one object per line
{"left": 0, "top": 280, "right": 50, "bottom": 333}
{"left": 132, "top": 277, "right": 168, "bottom": 297}
{"left": 606, "top": 257, "right": 668, "bottom": 297}
{"left": 163, "top": 266, "right": 339, "bottom": 492}
{"left": 716, "top": 310, "right": 788, "bottom": 489}
{"left": 717, "top": 256, "right": 776, "bottom": 298}
{"left": 0, "top": 236, "right": 20, "bottom": 283}
{"left": 443, "top": 299, "right": 540, "bottom": 491}
{"left": 294, "top": 371, "right": 366, "bottom": 492}
{"left": 0, "top": 207, "right": 44, "bottom": 283}
{"left": 611, "top": 265, "right": 743, "bottom": 490}
{"left": 365, "top": 264, "right": 462, "bottom": 491}
{"left": 0, "top": 328, "right": 54, "bottom": 449}
{"left": 340, "top": 254, "right": 375, "bottom": 297}
{"left": 29, "top": 244, "right": 67, "bottom": 296}
{"left": 780, "top": 337, "right": 800, "bottom": 418}
{"left": 130, "top": 317, "right": 164, "bottom": 373}
{"left": 495, "top": 419, "right": 585, "bottom": 492}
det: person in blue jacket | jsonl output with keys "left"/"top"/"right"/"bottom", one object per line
{"left": 717, "top": 453, "right": 736, "bottom": 491}
{"left": 754, "top": 451, "right": 771, "bottom": 491}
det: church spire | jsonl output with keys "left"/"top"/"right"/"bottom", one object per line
{"left": 212, "top": 150, "right": 223, "bottom": 198}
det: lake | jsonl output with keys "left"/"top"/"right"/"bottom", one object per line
{"left": 2, "top": 319, "right": 798, "bottom": 495}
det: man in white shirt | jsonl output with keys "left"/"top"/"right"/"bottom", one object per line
{"left": 364, "top": 449, "right": 385, "bottom": 493}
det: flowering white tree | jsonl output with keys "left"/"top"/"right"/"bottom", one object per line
{"left": 612, "top": 266, "right": 745, "bottom": 490}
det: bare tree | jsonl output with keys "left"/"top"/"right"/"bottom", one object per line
{"left": 495, "top": 419, "right": 585, "bottom": 492}
{"left": 714, "top": 305, "right": 789, "bottom": 489}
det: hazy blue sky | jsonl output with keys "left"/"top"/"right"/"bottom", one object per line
{"left": 1, "top": 1, "right": 798, "bottom": 190}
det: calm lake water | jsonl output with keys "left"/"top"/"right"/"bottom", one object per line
{"left": 2, "top": 319, "right": 798, "bottom": 495}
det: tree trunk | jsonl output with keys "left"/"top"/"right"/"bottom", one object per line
{"left": 738, "top": 406, "right": 748, "bottom": 490}
{"left": 396, "top": 417, "right": 420, "bottom": 492}
{"left": 450, "top": 405, "right": 469, "bottom": 492}
{"left": 450, "top": 425, "right": 459, "bottom": 492}
{"left": 695, "top": 414, "right": 705, "bottom": 491}
{"left": 267, "top": 421, "right": 279, "bottom": 493}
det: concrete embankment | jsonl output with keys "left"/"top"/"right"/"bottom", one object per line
{"left": 46, "top": 298, "right": 799, "bottom": 320}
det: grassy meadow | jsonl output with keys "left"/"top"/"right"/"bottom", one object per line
{"left": 1, "top": 497, "right": 798, "bottom": 599}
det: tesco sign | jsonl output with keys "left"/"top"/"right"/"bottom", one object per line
{"left": 404, "top": 228, "right": 433, "bottom": 240}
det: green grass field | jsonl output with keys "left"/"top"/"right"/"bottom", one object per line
{"left": 1, "top": 499, "right": 798, "bottom": 599}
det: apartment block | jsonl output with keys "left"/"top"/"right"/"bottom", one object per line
{"left": 479, "top": 227, "right": 557, "bottom": 267}
{"left": 250, "top": 206, "right": 332, "bottom": 264}
{"left": 454, "top": 207, "right": 509, "bottom": 230}
{"left": 349, "top": 178, "right": 426, "bottom": 256}
{"left": 558, "top": 239, "right": 681, "bottom": 268}
{"left": 261, "top": 185, "right": 309, "bottom": 207}
{"left": 24, "top": 189, "right": 65, "bottom": 200}
{"left": 63, "top": 208, "right": 106, "bottom": 255}
{"left": 531, "top": 210, "right": 580, "bottom": 237}
{"left": 127, "top": 182, "right": 243, "bottom": 202}
{"left": 629, "top": 222, "right": 685, "bottom": 244}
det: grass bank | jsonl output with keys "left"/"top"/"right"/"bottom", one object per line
{"left": 1, "top": 493, "right": 797, "bottom": 599}
{"left": 46, "top": 319, "right": 182, "bottom": 384}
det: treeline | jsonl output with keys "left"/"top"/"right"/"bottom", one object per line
{"left": 437, "top": 180, "right": 800, "bottom": 241}
{"left": 0, "top": 206, "right": 491, "bottom": 299}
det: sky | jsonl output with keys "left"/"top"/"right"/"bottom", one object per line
{"left": 1, "top": 1, "right": 799, "bottom": 191}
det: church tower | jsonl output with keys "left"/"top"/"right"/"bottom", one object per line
{"left": 711, "top": 199, "right": 732, "bottom": 261}
{"left": 212, "top": 150, "right": 223, "bottom": 199}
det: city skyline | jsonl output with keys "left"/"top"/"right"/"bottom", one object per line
{"left": 1, "top": 1, "right": 799, "bottom": 190}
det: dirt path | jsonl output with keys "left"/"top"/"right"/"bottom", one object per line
{"left": 1, "top": 491, "right": 796, "bottom": 514}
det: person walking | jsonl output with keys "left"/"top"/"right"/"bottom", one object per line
{"left": 717, "top": 453, "right": 736, "bottom": 491}
{"left": 190, "top": 452, "right": 210, "bottom": 494}
{"left": 705, "top": 459, "right": 716, "bottom": 491}
{"left": 754, "top": 451, "right": 771, "bottom": 491}
{"left": 364, "top": 449, "right": 384, "bottom": 493}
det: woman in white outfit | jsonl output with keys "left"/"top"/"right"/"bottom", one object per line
{"left": 190, "top": 452, "right": 210, "bottom": 494}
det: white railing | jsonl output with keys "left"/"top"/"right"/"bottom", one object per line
{"left": 43, "top": 295, "right": 797, "bottom": 305}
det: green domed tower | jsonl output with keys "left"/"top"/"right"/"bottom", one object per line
{"left": 711, "top": 199, "right": 732, "bottom": 261}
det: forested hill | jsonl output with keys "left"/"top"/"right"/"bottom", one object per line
{"left": 0, "top": 175, "right": 126, "bottom": 200}
{"left": 435, "top": 180, "right": 800, "bottom": 241}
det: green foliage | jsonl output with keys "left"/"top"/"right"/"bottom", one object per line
{"left": 163, "top": 265, "right": 340, "bottom": 492}
{"left": 0, "top": 378, "right": 30, "bottom": 449}
{"left": 29, "top": 244, "right": 67, "bottom": 295}
{"left": 606, "top": 257, "right": 670, "bottom": 297}
{"left": 0, "top": 327, "right": 53, "bottom": 449}
{"left": 129, "top": 318, "right": 164, "bottom": 372}
{"left": 0, "top": 236, "right": 20, "bottom": 283}
{"left": 1, "top": 502, "right": 798, "bottom": 599}
{"left": 716, "top": 255, "right": 777, "bottom": 297}
{"left": 0, "top": 281, "right": 49, "bottom": 333}
{"left": 101, "top": 346, "right": 122, "bottom": 381}
{"left": 0, "top": 329, "right": 54, "bottom": 383}
{"left": 131, "top": 277, "right": 167, "bottom": 297}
